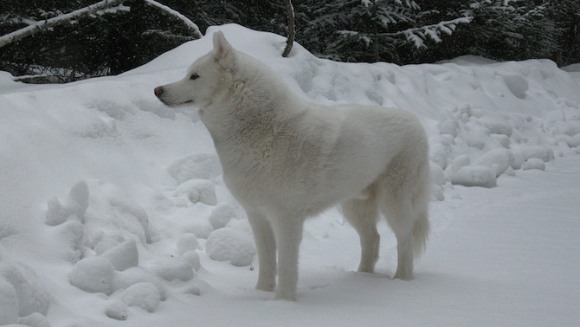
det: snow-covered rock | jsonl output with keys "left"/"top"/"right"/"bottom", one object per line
{"left": 0, "top": 262, "right": 51, "bottom": 317}
{"left": 473, "top": 148, "right": 514, "bottom": 177}
{"left": 512, "top": 145, "right": 554, "bottom": 169}
{"left": 205, "top": 227, "right": 256, "bottom": 266}
{"left": 112, "top": 267, "right": 167, "bottom": 300}
{"left": 186, "top": 219, "right": 214, "bottom": 239}
{"left": 566, "top": 134, "right": 580, "bottom": 148}
{"left": 69, "top": 257, "right": 116, "bottom": 294}
{"left": 176, "top": 233, "right": 199, "bottom": 255}
{"left": 208, "top": 203, "right": 239, "bottom": 230}
{"left": 100, "top": 240, "right": 139, "bottom": 271}
{"left": 121, "top": 282, "right": 162, "bottom": 313}
{"left": 175, "top": 179, "right": 217, "bottom": 205}
{"left": 451, "top": 166, "right": 497, "bottom": 188}
{"left": 18, "top": 312, "right": 51, "bottom": 327}
{"left": 49, "top": 220, "right": 84, "bottom": 263}
{"left": 45, "top": 181, "right": 89, "bottom": 226}
{"left": 105, "top": 299, "right": 128, "bottom": 321}
{"left": 182, "top": 251, "right": 202, "bottom": 271}
{"left": 145, "top": 257, "right": 194, "bottom": 282}
{"left": 522, "top": 158, "right": 546, "bottom": 171}
{"left": 168, "top": 153, "right": 222, "bottom": 183}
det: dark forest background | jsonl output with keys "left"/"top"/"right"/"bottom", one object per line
{"left": 1, "top": 0, "right": 579, "bottom": 83}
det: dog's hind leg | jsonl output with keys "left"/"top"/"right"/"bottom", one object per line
{"left": 341, "top": 185, "right": 380, "bottom": 273}
{"left": 382, "top": 192, "right": 417, "bottom": 280}
{"left": 246, "top": 207, "right": 277, "bottom": 292}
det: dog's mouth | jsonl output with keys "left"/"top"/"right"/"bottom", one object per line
{"left": 161, "top": 99, "right": 194, "bottom": 107}
{"left": 154, "top": 86, "right": 194, "bottom": 107}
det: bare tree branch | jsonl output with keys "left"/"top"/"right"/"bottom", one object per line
{"left": 144, "top": 0, "right": 203, "bottom": 39}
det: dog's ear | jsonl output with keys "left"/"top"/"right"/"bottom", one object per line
{"left": 212, "top": 31, "right": 233, "bottom": 63}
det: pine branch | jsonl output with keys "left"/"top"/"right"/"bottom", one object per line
{"left": 378, "top": 16, "right": 473, "bottom": 48}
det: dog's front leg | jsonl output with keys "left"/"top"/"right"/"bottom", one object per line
{"left": 272, "top": 215, "right": 304, "bottom": 301}
{"left": 245, "top": 208, "right": 277, "bottom": 292}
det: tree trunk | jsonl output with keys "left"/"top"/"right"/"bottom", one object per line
{"left": 282, "top": 0, "right": 295, "bottom": 57}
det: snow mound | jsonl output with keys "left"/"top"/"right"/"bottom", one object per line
{"left": 522, "top": 158, "right": 546, "bottom": 171}
{"left": 176, "top": 233, "right": 200, "bottom": 255}
{"left": 0, "top": 261, "right": 51, "bottom": 318}
{"left": 205, "top": 227, "right": 256, "bottom": 266}
{"left": 105, "top": 299, "right": 128, "bottom": 321}
{"left": 120, "top": 282, "right": 162, "bottom": 313}
{"left": 175, "top": 179, "right": 217, "bottom": 206}
{"left": 502, "top": 74, "right": 529, "bottom": 99}
{"left": 566, "top": 134, "right": 580, "bottom": 148}
{"left": 0, "top": 277, "right": 18, "bottom": 325}
{"left": 208, "top": 203, "right": 239, "bottom": 229}
{"left": 69, "top": 257, "right": 116, "bottom": 294}
{"left": 48, "top": 220, "right": 84, "bottom": 263}
{"left": 451, "top": 166, "right": 497, "bottom": 188}
{"left": 181, "top": 251, "right": 202, "bottom": 271}
{"left": 112, "top": 267, "right": 166, "bottom": 300}
{"left": 168, "top": 153, "right": 222, "bottom": 183}
{"left": 145, "top": 257, "right": 194, "bottom": 282}
{"left": 473, "top": 148, "right": 514, "bottom": 177}
{"left": 17, "top": 312, "right": 51, "bottom": 327}
{"left": 45, "top": 181, "right": 89, "bottom": 226}
{"left": 512, "top": 146, "right": 554, "bottom": 169}
{"left": 100, "top": 240, "right": 139, "bottom": 271}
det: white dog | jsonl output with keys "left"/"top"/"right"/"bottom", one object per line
{"left": 155, "top": 31, "right": 430, "bottom": 301}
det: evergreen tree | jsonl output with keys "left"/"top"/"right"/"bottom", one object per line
{"left": 456, "top": 0, "right": 558, "bottom": 62}
{"left": 0, "top": 1, "right": 197, "bottom": 82}
{"left": 1, "top": 0, "right": 578, "bottom": 83}
{"left": 298, "top": 0, "right": 470, "bottom": 63}
{"left": 546, "top": 0, "right": 580, "bottom": 66}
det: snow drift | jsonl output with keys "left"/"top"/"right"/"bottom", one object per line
{"left": 0, "top": 24, "right": 579, "bottom": 326}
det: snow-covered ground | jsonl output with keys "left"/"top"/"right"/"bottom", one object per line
{"left": 1, "top": 24, "right": 579, "bottom": 326}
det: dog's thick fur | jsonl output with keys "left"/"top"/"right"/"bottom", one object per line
{"left": 155, "top": 31, "right": 430, "bottom": 301}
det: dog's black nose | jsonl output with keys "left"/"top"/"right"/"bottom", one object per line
{"left": 154, "top": 86, "right": 164, "bottom": 97}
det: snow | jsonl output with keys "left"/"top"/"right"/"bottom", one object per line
{"left": 1, "top": 23, "right": 579, "bottom": 326}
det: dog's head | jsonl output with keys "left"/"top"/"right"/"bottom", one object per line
{"left": 154, "top": 31, "right": 234, "bottom": 108}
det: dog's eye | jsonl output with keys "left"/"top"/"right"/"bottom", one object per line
{"left": 190, "top": 73, "right": 200, "bottom": 80}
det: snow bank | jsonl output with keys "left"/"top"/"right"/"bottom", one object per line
{"left": 1, "top": 23, "right": 579, "bottom": 326}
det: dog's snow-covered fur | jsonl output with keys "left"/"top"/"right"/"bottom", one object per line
{"left": 155, "top": 31, "right": 430, "bottom": 301}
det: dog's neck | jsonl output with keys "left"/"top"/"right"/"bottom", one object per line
{"left": 200, "top": 54, "right": 301, "bottom": 141}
